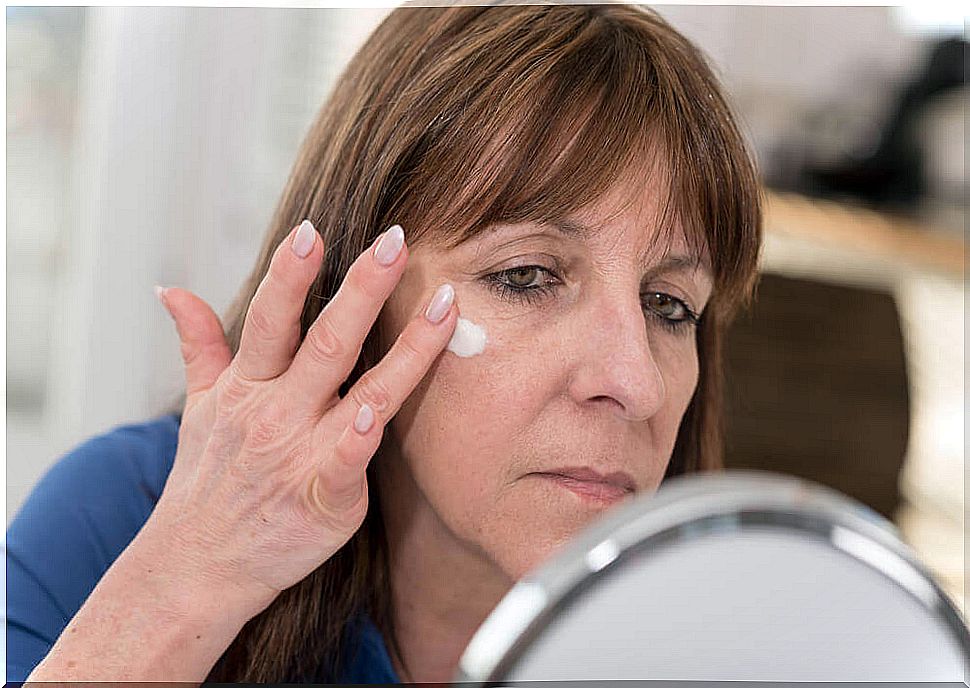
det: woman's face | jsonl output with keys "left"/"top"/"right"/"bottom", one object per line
{"left": 376, "top": 174, "right": 713, "bottom": 581}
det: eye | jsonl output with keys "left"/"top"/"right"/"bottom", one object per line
{"left": 642, "top": 292, "right": 700, "bottom": 335}
{"left": 482, "top": 265, "right": 560, "bottom": 307}
{"left": 482, "top": 265, "right": 702, "bottom": 336}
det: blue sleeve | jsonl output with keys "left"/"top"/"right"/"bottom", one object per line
{"left": 5, "top": 414, "right": 180, "bottom": 682}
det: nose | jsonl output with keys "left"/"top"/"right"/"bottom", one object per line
{"left": 568, "top": 290, "right": 666, "bottom": 422}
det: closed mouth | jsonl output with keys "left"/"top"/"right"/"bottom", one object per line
{"left": 534, "top": 466, "right": 636, "bottom": 493}
{"left": 531, "top": 472, "right": 634, "bottom": 502}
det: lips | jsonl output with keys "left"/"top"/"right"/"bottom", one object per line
{"left": 533, "top": 466, "right": 637, "bottom": 494}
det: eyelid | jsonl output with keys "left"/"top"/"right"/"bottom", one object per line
{"left": 487, "top": 253, "right": 562, "bottom": 272}
{"left": 644, "top": 281, "right": 699, "bottom": 314}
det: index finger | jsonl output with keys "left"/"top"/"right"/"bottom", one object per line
{"left": 233, "top": 220, "right": 324, "bottom": 382}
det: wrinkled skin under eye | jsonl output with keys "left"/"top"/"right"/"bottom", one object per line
{"left": 482, "top": 265, "right": 700, "bottom": 334}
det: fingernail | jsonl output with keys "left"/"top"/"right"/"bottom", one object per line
{"left": 154, "top": 285, "right": 175, "bottom": 320}
{"left": 425, "top": 283, "right": 455, "bottom": 324}
{"left": 374, "top": 224, "right": 405, "bottom": 267}
{"left": 292, "top": 219, "right": 317, "bottom": 259}
{"left": 354, "top": 403, "right": 375, "bottom": 434}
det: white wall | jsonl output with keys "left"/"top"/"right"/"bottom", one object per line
{"left": 7, "top": 7, "right": 391, "bottom": 521}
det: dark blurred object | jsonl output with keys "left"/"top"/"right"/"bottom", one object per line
{"left": 776, "top": 36, "right": 968, "bottom": 213}
{"left": 722, "top": 273, "right": 910, "bottom": 521}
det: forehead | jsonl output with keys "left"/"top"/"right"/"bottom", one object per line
{"left": 565, "top": 156, "right": 708, "bottom": 254}
{"left": 525, "top": 172, "right": 713, "bottom": 274}
{"left": 425, "top": 149, "right": 714, "bottom": 284}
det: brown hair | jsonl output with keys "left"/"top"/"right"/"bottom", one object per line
{"left": 169, "top": 4, "right": 763, "bottom": 681}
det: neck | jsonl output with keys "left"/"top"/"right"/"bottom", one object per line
{"left": 375, "top": 453, "right": 514, "bottom": 683}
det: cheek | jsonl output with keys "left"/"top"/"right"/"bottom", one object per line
{"left": 396, "top": 316, "right": 551, "bottom": 481}
{"left": 670, "top": 340, "right": 700, "bottom": 406}
{"left": 385, "top": 306, "right": 702, "bottom": 578}
{"left": 653, "top": 335, "right": 701, "bottom": 448}
{"left": 389, "top": 314, "right": 572, "bottom": 568}
{"left": 653, "top": 329, "right": 700, "bottom": 395}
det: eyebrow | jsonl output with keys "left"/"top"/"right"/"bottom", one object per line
{"left": 547, "top": 217, "right": 590, "bottom": 239}
{"left": 479, "top": 217, "right": 591, "bottom": 240}
{"left": 478, "top": 219, "right": 708, "bottom": 276}
{"left": 643, "top": 254, "right": 705, "bottom": 278}
{"left": 546, "top": 219, "right": 707, "bottom": 277}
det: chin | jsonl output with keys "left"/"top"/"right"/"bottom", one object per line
{"left": 488, "top": 514, "right": 610, "bottom": 582}
{"left": 464, "top": 481, "right": 638, "bottom": 582}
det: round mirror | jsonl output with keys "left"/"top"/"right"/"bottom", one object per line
{"left": 454, "top": 470, "right": 969, "bottom": 683}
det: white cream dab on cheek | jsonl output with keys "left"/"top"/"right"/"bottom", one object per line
{"left": 446, "top": 316, "right": 487, "bottom": 357}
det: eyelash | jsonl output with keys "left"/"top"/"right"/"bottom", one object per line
{"left": 482, "top": 265, "right": 701, "bottom": 334}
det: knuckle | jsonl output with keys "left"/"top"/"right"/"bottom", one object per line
{"left": 180, "top": 338, "right": 203, "bottom": 367}
{"left": 245, "top": 301, "right": 280, "bottom": 344}
{"left": 393, "top": 329, "right": 425, "bottom": 365}
{"left": 303, "top": 315, "right": 347, "bottom": 365}
{"left": 218, "top": 368, "right": 256, "bottom": 410}
{"left": 352, "top": 372, "right": 392, "bottom": 415}
{"left": 330, "top": 439, "right": 355, "bottom": 471}
{"left": 245, "top": 408, "right": 289, "bottom": 451}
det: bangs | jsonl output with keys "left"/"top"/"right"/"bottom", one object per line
{"left": 389, "top": 5, "right": 761, "bottom": 316}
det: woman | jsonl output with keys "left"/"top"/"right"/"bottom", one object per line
{"left": 10, "top": 4, "right": 762, "bottom": 683}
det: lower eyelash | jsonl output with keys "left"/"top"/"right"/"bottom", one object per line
{"left": 484, "top": 275, "right": 556, "bottom": 307}
{"left": 649, "top": 310, "right": 698, "bottom": 335}
{"left": 482, "top": 267, "right": 559, "bottom": 307}
{"left": 483, "top": 267, "right": 700, "bottom": 335}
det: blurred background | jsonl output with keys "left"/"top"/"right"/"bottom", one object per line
{"left": 6, "top": 4, "right": 966, "bottom": 614}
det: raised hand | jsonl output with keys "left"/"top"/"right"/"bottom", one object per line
{"left": 150, "top": 220, "right": 458, "bottom": 612}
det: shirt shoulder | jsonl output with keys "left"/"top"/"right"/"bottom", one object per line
{"left": 5, "top": 413, "right": 181, "bottom": 681}
{"left": 335, "top": 613, "right": 401, "bottom": 684}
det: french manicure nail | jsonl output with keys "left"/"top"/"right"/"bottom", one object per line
{"left": 154, "top": 285, "right": 174, "bottom": 320}
{"left": 292, "top": 219, "right": 317, "bottom": 258}
{"left": 374, "top": 224, "right": 405, "bottom": 266}
{"left": 425, "top": 283, "right": 455, "bottom": 324}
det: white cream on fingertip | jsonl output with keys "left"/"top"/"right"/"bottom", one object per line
{"left": 447, "top": 316, "right": 487, "bottom": 357}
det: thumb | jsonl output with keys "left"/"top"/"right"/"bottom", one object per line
{"left": 156, "top": 285, "right": 232, "bottom": 397}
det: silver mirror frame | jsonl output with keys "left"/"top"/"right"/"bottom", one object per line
{"left": 454, "top": 469, "right": 970, "bottom": 685}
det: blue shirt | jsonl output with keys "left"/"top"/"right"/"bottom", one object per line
{"left": 5, "top": 413, "right": 399, "bottom": 683}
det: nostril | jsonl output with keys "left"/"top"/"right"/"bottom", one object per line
{"left": 590, "top": 395, "right": 624, "bottom": 411}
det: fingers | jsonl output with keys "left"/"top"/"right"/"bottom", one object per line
{"left": 304, "top": 285, "right": 458, "bottom": 514}
{"left": 282, "top": 223, "right": 409, "bottom": 412}
{"left": 233, "top": 220, "right": 324, "bottom": 382}
{"left": 157, "top": 286, "right": 232, "bottom": 397}
{"left": 325, "top": 283, "right": 458, "bottom": 448}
